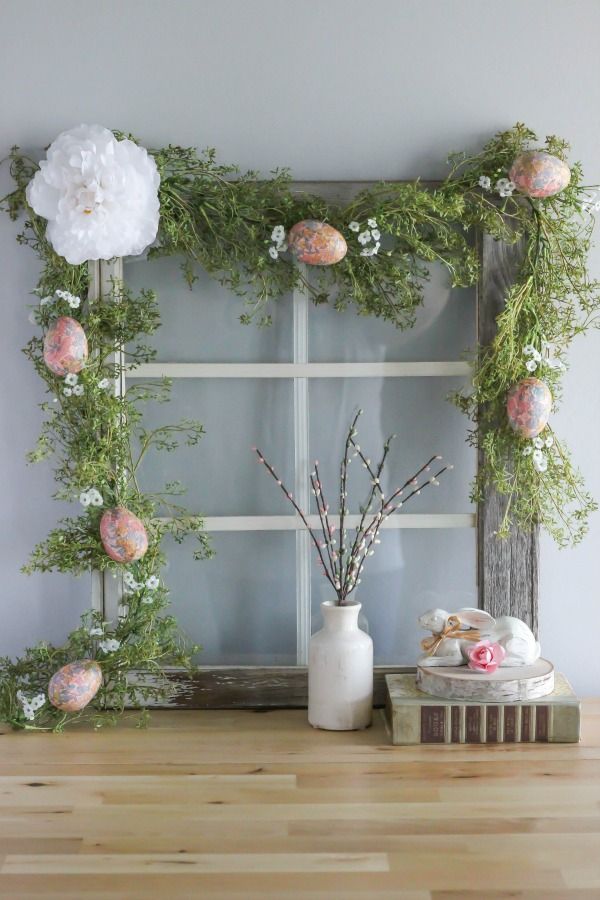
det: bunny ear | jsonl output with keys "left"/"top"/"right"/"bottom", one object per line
{"left": 457, "top": 608, "right": 495, "bottom": 630}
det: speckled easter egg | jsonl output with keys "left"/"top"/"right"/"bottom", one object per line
{"left": 506, "top": 378, "right": 552, "bottom": 438}
{"left": 100, "top": 507, "right": 148, "bottom": 563}
{"left": 48, "top": 660, "right": 102, "bottom": 712}
{"left": 43, "top": 316, "right": 88, "bottom": 376}
{"left": 509, "top": 151, "right": 571, "bottom": 199}
{"left": 288, "top": 220, "right": 347, "bottom": 266}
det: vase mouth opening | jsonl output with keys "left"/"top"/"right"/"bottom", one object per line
{"left": 321, "top": 599, "right": 361, "bottom": 610}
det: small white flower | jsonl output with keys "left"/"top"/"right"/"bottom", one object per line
{"left": 89, "top": 626, "right": 104, "bottom": 636}
{"left": 68, "top": 294, "right": 81, "bottom": 309}
{"left": 40, "top": 295, "right": 53, "bottom": 306}
{"left": 64, "top": 373, "right": 78, "bottom": 386}
{"left": 99, "top": 638, "right": 121, "bottom": 654}
{"left": 478, "top": 175, "right": 491, "bottom": 190}
{"left": 533, "top": 436, "right": 544, "bottom": 449}
{"left": 545, "top": 434, "right": 554, "bottom": 448}
{"left": 533, "top": 449, "right": 545, "bottom": 463}
{"left": 523, "top": 344, "right": 536, "bottom": 356}
{"left": 98, "top": 378, "right": 111, "bottom": 390}
{"left": 357, "top": 231, "right": 371, "bottom": 245}
{"left": 268, "top": 246, "right": 279, "bottom": 260}
{"left": 79, "top": 491, "right": 92, "bottom": 507}
{"left": 141, "top": 595, "right": 154, "bottom": 605}
{"left": 533, "top": 452, "right": 548, "bottom": 473}
{"left": 72, "top": 384, "right": 84, "bottom": 396}
{"left": 371, "top": 229, "right": 381, "bottom": 241}
{"left": 496, "top": 178, "right": 516, "bottom": 198}
{"left": 63, "top": 387, "right": 73, "bottom": 397}
{"left": 522, "top": 445, "right": 533, "bottom": 456}
{"left": 89, "top": 489, "right": 103, "bottom": 507}
{"left": 367, "top": 218, "right": 378, "bottom": 228}
{"left": 146, "top": 575, "right": 160, "bottom": 590}
{"left": 349, "top": 221, "right": 360, "bottom": 232}
{"left": 31, "top": 694, "right": 46, "bottom": 711}
{"left": 123, "top": 572, "right": 137, "bottom": 588}
{"left": 526, "top": 359, "right": 538, "bottom": 372}
{"left": 271, "top": 225, "right": 285, "bottom": 244}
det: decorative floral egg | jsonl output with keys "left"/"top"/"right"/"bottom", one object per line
{"left": 509, "top": 151, "right": 571, "bottom": 199}
{"left": 43, "top": 316, "right": 88, "bottom": 376}
{"left": 506, "top": 378, "right": 552, "bottom": 438}
{"left": 48, "top": 659, "right": 102, "bottom": 712}
{"left": 100, "top": 507, "right": 148, "bottom": 563}
{"left": 288, "top": 220, "right": 347, "bottom": 266}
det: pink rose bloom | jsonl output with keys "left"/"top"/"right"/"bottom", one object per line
{"left": 467, "top": 640, "right": 506, "bottom": 674}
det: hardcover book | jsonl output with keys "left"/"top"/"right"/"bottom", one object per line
{"left": 385, "top": 673, "right": 580, "bottom": 744}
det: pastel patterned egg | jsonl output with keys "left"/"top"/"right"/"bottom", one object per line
{"left": 288, "top": 220, "right": 347, "bottom": 266}
{"left": 509, "top": 151, "right": 571, "bottom": 199}
{"left": 100, "top": 507, "right": 149, "bottom": 563}
{"left": 506, "top": 378, "right": 552, "bottom": 438}
{"left": 43, "top": 316, "right": 88, "bottom": 376}
{"left": 48, "top": 660, "right": 102, "bottom": 712}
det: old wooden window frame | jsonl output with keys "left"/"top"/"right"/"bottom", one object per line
{"left": 89, "top": 181, "right": 537, "bottom": 708}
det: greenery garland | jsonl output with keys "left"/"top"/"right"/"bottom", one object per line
{"left": 0, "top": 123, "right": 597, "bottom": 730}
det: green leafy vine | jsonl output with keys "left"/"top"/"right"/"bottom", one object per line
{"left": 0, "top": 122, "right": 598, "bottom": 730}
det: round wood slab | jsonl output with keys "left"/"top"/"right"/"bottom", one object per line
{"left": 416, "top": 658, "right": 554, "bottom": 702}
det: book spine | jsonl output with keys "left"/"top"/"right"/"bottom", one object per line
{"left": 393, "top": 702, "right": 580, "bottom": 744}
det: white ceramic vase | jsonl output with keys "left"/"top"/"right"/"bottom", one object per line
{"left": 308, "top": 599, "right": 373, "bottom": 730}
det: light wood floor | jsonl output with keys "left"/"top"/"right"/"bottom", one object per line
{"left": 1, "top": 703, "right": 599, "bottom": 899}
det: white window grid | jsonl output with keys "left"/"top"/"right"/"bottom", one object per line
{"left": 90, "top": 242, "right": 475, "bottom": 666}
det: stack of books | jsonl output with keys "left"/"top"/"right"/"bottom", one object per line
{"left": 385, "top": 672, "right": 581, "bottom": 744}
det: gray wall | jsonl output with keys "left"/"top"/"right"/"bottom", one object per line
{"left": 1, "top": 0, "right": 598, "bottom": 694}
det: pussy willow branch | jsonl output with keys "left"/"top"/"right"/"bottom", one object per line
{"left": 256, "top": 415, "right": 451, "bottom": 604}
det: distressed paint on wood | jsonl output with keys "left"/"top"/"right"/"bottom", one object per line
{"left": 477, "top": 230, "right": 539, "bottom": 635}
{"left": 130, "top": 666, "right": 413, "bottom": 710}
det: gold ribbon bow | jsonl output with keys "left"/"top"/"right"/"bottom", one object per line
{"left": 420, "top": 614, "right": 481, "bottom": 657}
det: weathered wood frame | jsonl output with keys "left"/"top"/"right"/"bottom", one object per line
{"left": 92, "top": 182, "right": 537, "bottom": 709}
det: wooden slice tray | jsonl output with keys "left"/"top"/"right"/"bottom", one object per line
{"left": 416, "top": 658, "right": 555, "bottom": 702}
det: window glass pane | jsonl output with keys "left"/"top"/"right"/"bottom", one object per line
{"left": 308, "top": 265, "right": 475, "bottom": 362}
{"left": 165, "top": 532, "right": 296, "bottom": 665}
{"left": 134, "top": 378, "right": 295, "bottom": 516}
{"left": 311, "top": 528, "right": 476, "bottom": 665}
{"left": 124, "top": 256, "right": 293, "bottom": 362}
{"left": 308, "top": 377, "right": 474, "bottom": 515}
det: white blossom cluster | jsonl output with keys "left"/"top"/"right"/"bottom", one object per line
{"left": 268, "top": 225, "right": 287, "bottom": 260}
{"left": 478, "top": 175, "right": 516, "bottom": 198}
{"left": 349, "top": 218, "right": 380, "bottom": 257}
{"left": 123, "top": 571, "right": 160, "bottom": 604}
{"left": 522, "top": 432, "right": 555, "bottom": 473}
{"left": 523, "top": 343, "right": 565, "bottom": 374}
{"left": 16, "top": 690, "right": 46, "bottom": 721}
{"left": 79, "top": 487, "right": 103, "bottom": 508}
{"left": 40, "top": 289, "right": 81, "bottom": 309}
{"left": 63, "top": 372, "right": 84, "bottom": 397}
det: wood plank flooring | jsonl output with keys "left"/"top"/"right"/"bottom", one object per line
{"left": 0, "top": 702, "right": 599, "bottom": 898}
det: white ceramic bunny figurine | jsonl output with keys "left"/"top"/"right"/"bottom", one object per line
{"left": 418, "top": 607, "right": 541, "bottom": 668}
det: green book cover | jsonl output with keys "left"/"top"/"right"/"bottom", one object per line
{"left": 385, "top": 673, "right": 580, "bottom": 745}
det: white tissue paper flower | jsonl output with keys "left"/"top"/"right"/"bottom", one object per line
{"left": 478, "top": 175, "right": 491, "bottom": 190}
{"left": 26, "top": 124, "right": 160, "bottom": 265}
{"left": 349, "top": 221, "right": 360, "bottom": 232}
